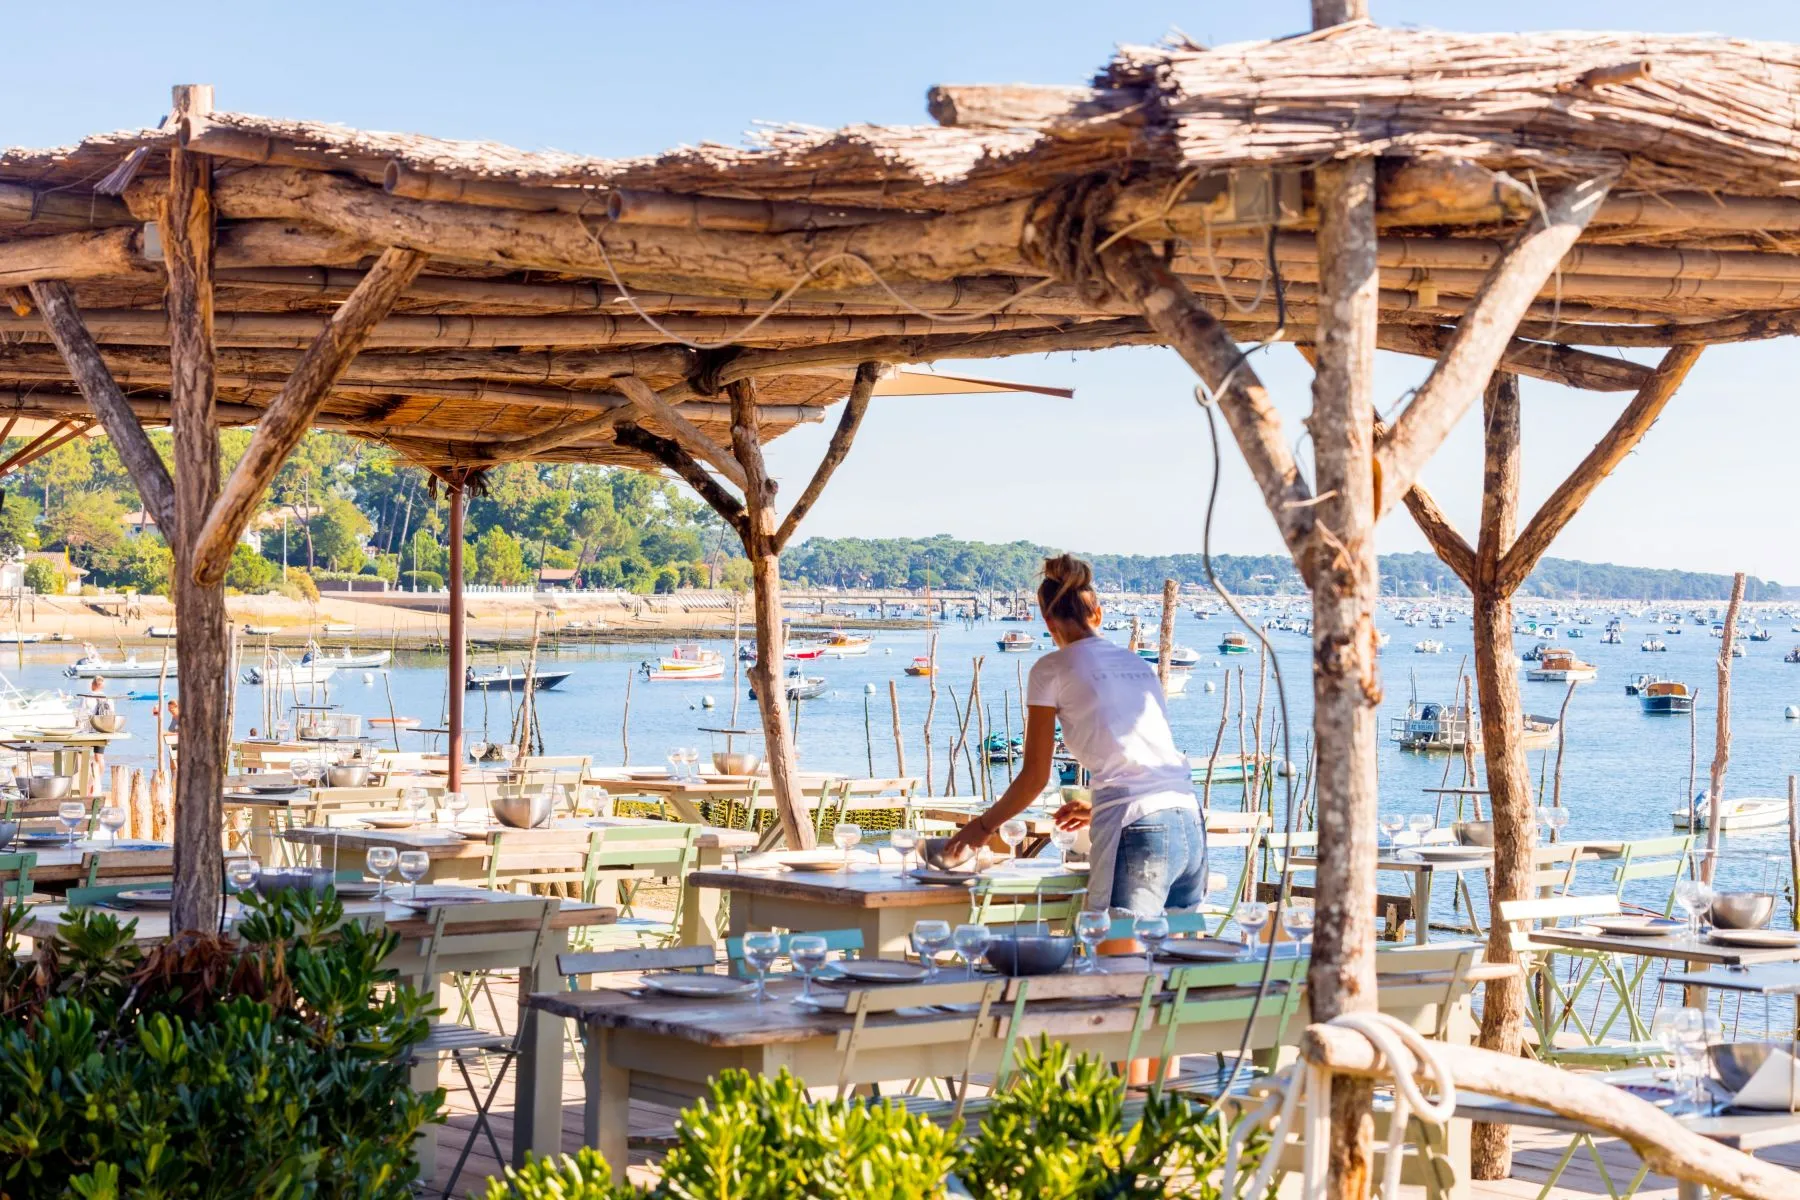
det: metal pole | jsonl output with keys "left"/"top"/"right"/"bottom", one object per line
{"left": 447, "top": 483, "right": 466, "bottom": 792}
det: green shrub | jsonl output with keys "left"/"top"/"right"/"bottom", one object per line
{"left": 21, "top": 558, "right": 64, "bottom": 595}
{"left": 401, "top": 570, "right": 444, "bottom": 591}
{"left": 0, "top": 890, "right": 440, "bottom": 1198}
{"left": 281, "top": 566, "right": 320, "bottom": 604}
{"left": 225, "top": 543, "right": 278, "bottom": 592}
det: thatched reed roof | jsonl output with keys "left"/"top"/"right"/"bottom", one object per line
{"left": 5, "top": 20, "right": 1800, "bottom": 478}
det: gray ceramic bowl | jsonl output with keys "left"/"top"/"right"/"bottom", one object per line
{"left": 1453, "top": 820, "right": 1495, "bottom": 848}
{"left": 1710, "top": 891, "right": 1776, "bottom": 930}
{"left": 326, "top": 764, "right": 370, "bottom": 789}
{"left": 0, "top": 820, "right": 16, "bottom": 850}
{"left": 1709, "top": 1041, "right": 1788, "bottom": 1096}
{"left": 26, "top": 775, "right": 72, "bottom": 800}
{"left": 983, "top": 934, "right": 1075, "bottom": 977}
{"left": 254, "top": 867, "right": 334, "bottom": 896}
{"left": 492, "top": 789, "right": 554, "bottom": 829}
{"left": 712, "top": 751, "right": 762, "bottom": 776}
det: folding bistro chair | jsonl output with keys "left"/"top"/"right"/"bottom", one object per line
{"left": 834, "top": 978, "right": 1006, "bottom": 1124}
{"left": 582, "top": 824, "right": 699, "bottom": 949}
{"left": 0, "top": 851, "right": 35, "bottom": 901}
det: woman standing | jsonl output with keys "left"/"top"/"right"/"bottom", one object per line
{"left": 943, "top": 555, "right": 1206, "bottom": 913}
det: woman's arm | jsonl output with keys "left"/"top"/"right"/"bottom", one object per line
{"left": 942, "top": 705, "right": 1058, "bottom": 860}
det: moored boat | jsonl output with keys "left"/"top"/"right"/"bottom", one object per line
{"left": 1641, "top": 638, "right": 1667, "bottom": 652}
{"left": 649, "top": 645, "right": 724, "bottom": 679}
{"left": 1389, "top": 699, "right": 1558, "bottom": 752}
{"left": 1218, "top": 631, "right": 1251, "bottom": 655}
{"left": 1526, "top": 648, "right": 1596, "bottom": 682}
{"left": 749, "top": 665, "right": 827, "bottom": 701}
{"left": 67, "top": 645, "right": 176, "bottom": 679}
{"left": 820, "top": 632, "right": 873, "bottom": 657}
{"left": 1640, "top": 679, "right": 1695, "bottom": 714}
{"left": 1672, "top": 796, "right": 1788, "bottom": 832}
{"left": 1412, "top": 639, "right": 1447, "bottom": 654}
{"left": 300, "top": 642, "right": 392, "bottom": 669}
{"left": 467, "top": 666, "right": 572, "bottom": 691}
{"left": 903, "top": 655, "right": 934, "bottom": 677}
{"left": 1134, "top": 644, "right": 1201, "bottom": 669}
{"left": 996, "top": 631, "right": 1036, "bottom": 653}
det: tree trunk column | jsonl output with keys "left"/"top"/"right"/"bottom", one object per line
{"left": 166, "top": 84, "right": 226, "bottom": 933}
{"left": 1471, "top": 372, "right": 1529, "bottom": 1178}
{"left": 747, "top": 524, "right": 810, "bottom": 848}
{"left": 447, "top": 481, "right": 466, "bottom": 791}
{"left": 1307, "top": 157, "right": 1382, "bottom": 1200}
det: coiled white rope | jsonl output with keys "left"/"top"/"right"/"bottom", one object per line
{"left": 1222, "top": 1012, "right": 1458, "bottom": 1200}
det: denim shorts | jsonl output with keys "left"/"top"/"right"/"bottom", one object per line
{"left": 1110, "top": 806, "right": 1209, "bottom": 914}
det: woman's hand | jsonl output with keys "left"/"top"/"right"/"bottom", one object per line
{"left": 940, "top": 819, "right": 989, "bottom": 866}
{"left": 1052, "top": 795, "right": 1092, "bottom": 831}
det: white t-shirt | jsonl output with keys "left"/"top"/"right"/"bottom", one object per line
{"left": 1026, "top": 636, "right": 1194, "bottom": 815}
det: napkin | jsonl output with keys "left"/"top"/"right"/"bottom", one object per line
{"left": 1732, "top": 1046, "right": 1800, "bottom": 1111}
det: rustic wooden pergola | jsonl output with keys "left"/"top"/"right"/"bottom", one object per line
{"left": 8, "top": 9, "right": 1800, "bottom": 1188}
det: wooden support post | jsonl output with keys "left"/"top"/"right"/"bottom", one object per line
{"left": 1468, "top": 372, "right": 1532, "bottom": 1179}
{"left": 165, "top": 83, "right": 226, "bottom": 934}
{"left": 1704, "top": 572, "right": 1747, "bottom": 880}
{"left": 889, "top": 679, "right": 906, "bottom": 776}
{"left": 1307, "top": 156, "right": 1382, "bottom": 1200}
{"left": 1156, "top": 578, "right": 1177, "bottom": 690}
{"left": 447, "top": 480, "right": 466, "bottom": 792}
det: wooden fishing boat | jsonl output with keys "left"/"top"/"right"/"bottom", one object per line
{"left": 820, "top": 632, "right": 873, "bottom": 657}
{"left": 903, "top": 656, "right": 933, "bottom": 677}
{"left": 996, "top": 630, "right": 1036, "bottom": 653}
{"left": 1218, "top": 631, "right": 1251, "bottom": 655}
{"left": 650, "top": 644, "right": 724, "bottom": 679}
{"left": 1389, "top": 700, "right": 1558, "bottom": 752}
{"left": 1640, "top": 679, "right": 1695, "bottom": 714}
{"left": 1672, "top": 797, "right": 1789, "bottom": 832}
{"left": 1526, "top": 648, "right": 1596, "bottom": 682}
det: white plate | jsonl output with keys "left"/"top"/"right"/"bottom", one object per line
{"left": 1160, "top": 937, "right": 1251, "bottom": 962}
{"left": 624, "top": 770, "right": 670, "bottom": 781}
{"left": 1708, "top": 928, "right": 1800, "bottom": 948}
{"left": 640, "top": 973, "right": 755, "bottom": 1000}
{"left": 836, "top": 959, "right": 931, "bottom": 983}
{"left": 361, "top": 816, "right": 422, "bottom": 829}
{"left": 1406, "top": 846, "right": 1493, "bottom": 863}
{"left": 116, "top": 887, "right": 173, "bottom": 909}
{"left": 1004, "top": 858, "right": 1090, "bottom": 874}
{"left": 776, "top": 851, "right": 849, "bottom": 872}
{"left": 907, "top": 868, "right": 978, "bottom": 886}
{"left": 1587, "top": 916, "right": 1683, "bottom": 938}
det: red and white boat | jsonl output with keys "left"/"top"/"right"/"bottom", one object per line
{"left": 646, "top": 644, "right": 724, "bottom": 681}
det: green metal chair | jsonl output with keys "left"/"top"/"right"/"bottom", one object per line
{"left": 0, "top": 851, "right": 36, "bottom": 902}
{"left": 970, "top": 875, "right": 1087, "bottom": 931}
{"left": 582, "top": 823, "right": 699, "bottom": 949}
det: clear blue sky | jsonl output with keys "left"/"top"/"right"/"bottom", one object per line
{"left": 12, "top": 2, "right": 1800, "bottom": 583}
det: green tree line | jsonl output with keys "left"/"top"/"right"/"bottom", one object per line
{"left": 782, "top": 538, "right": 1784, "bottom": 601}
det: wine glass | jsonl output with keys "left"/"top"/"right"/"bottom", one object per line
{"left": 788, "top": 934, "right": 829, "bottom": 1003}
{"left": 890, "top": 827, "right": 919, "bottom": 874}
{"left": 1546, "top": 807, "right": 1571, "bottom": 842}
{"left": 99, "top": 804, "right": 127, "bottom": 845}
{"left": 367, "top": 845, "right": 397, "bottom": 898}
{"left": 953, "top": 923, "right": 992, "bottom": 978}
{"left": 685, "top": 747, "right": 703, "bottom": 779}
{"left": 1674, "top": 875, "right": 1714, "bottom": 940}
{"left": 1051, "top": 826, "right": 1078, "bottom": 861}
{"left": 1281, "top": 905, "right": 1316, "bottom": 947}
{"left": 742, "top": 931, "right": 781, "bottom": 1004}
{"left": 1235, "top": 900, "right": 1271, "bottom": 952}
{"left": 225, "top": 856, "right": 260, "bottom": 915}
{"left": 999, "top": 817, "right": 1028, "bottom": 860}
{"left": 57, "top": 800, "right": 86, "bottom": 848}
{"left": 833, "top": 822, "right": 862, "bottom": 871}
{"left": 444, "top": 791, "right": 469, "bottom": 829}
{"left": 1076, "top": 910, "right": 1112, "bottom": 972}
{"left": 665, "top": 747, "right": 683, "bottom": 780}
{"left": 1407, "top": 813, "right": 1434, "bottom": 845}
{"left": 912, "top": 919, "right": 952, "bottom": 980}
{"left": 1379, "top": 812, "right": 1406, "bottom": 849}
{"left": 469, "top": 739, "right": 489, "bottom": 766}
{"left": 291, "top": 756, "right": 320, "bottom": 790}
{"left": 499, "top": 743, "right": 519, "bottom": 769}
{"left": 404, "top": 786, "right": 431, "bottom": 826}
{"left": 397, "top": 850, "right": 430, "bottom": 900}
{"left": 1134, "top": 911, "right": 1171, "bottom": 973}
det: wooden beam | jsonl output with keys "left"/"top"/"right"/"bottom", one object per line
{"left": 0, "top": 182, "right": 135, "bottom": 230}
{"left": 0, "top": 420, "right": 78, "bottom": 476}
{"left": 614, "top": 375, "right": 747, "bottom": 491}
{"left": 470, "top": 381, "right": 700, "bottom": 464}
{"left": 1373, "top": 175, "right": 1615, "bottom": 516}
{"left": 190, "top": 246, "right": 429, "bottom": 587}
{"left": 1400, "top": 486, "right": 1476, "bottom": 590}
{"left": 772, "top": 361, "right": 878, "bottom": 552}
{"left": 25, "top": 281, "right": 176, "bottom": 533}
{"left": 1515, "top": 312, "right": 1800, "bottom": 348}
{"left": 0, "top": 227, "right": 150, "bottom": 287}
{"left": 1095, "top": 239, "right": 1314, "bottom": 561}
{"left": 1494, "top": 345, "right": 1703, "bottom": 594}
{"left": 611, "top": 423, "right": 747, "bottom": 536}
{"left": 1378, "top": 326, "right": 1649, "bottom": 392}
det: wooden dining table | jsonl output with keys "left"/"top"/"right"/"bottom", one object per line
{"left": 281, "top": 816, "right": 757, "bottom": 946}
{"left": 6, "top": 837, "right": 174, "bottom": 887}
{"left": 24, "top": 885, "right": 617, "bottom": 1173}
{"left": 533, "top": 943, "right": 1495, "bottom": 1171}
{"left": 1532, "top": 927, "right": 1800, "bottom": 1006}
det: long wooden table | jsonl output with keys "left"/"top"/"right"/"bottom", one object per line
{"left": 8, "top": 838, "right": 173, "bottom": 887}
{"left": 689, "top": 859, "right": 1088, "bottom": 956}
{"left": 1532, "top": 927, "right": 1800, "bottom": 1007}
{"left": 533, "top": 944, "right": 1492, "bottom": 1173}
{"left": 282, "top": 817, "right": 757, "bottom": 947}
{"left": 24, "top": 886, "right": 617, "bottom": 1172}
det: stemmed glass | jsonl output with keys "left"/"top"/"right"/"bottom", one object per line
{"left": 444, "top": 791, "right": 469, "bottom": 829}
{"left": 57, "top": 800, "right": 86, "bottom": 848}
{"left": 912, "top": 919, "right": 952, "bottom": 980}
{"left": 890, "top": 827, "right": 919, "bottom": 874}
{"left": 788, "top": 934, "right": 829, "bottom": 1003}
{"left": 405, "top": 786, "right": 431, "bottom": 826}
{"left": 1235, "top": 900, "right": 1271, "bottom": 952}
{"left": 833, "top": 822, "right": 862, "bottom": 871}
{"left": 999, "top": 817, "right": 1028, "bottom": 860}
{"left": 469, "top": 739, "right": 489, "bottom": 767}
{"left": 1134, "top": 911, "right": 1171, "bottom": 974}
{"left": 1379, "top": 812, "right": 1406, "bottom": 849}
{"left": 1051, "top": 826, "right": 1079, "bottom": 861}
{"left": 291, "top": 756, "right": 321, "bottom": 791}
{"left": 742, "top": 931, "right": 781, "bottom": 1004}
{"left": 398, "top": 850, "right": 430, "bottom": 901}
{"left": 1281, "top": 905, "right": 1315, "bottom": 947}
{"left": 99, "top": 804, "right": 127, "bottom": 845}
{"left": 1674, "top": 874, "right": 1714, "bottom": 940}
{"left": 1545, "top": 807, "right": 1571, "bottom": 842}
{"left": 666, "top": 747, "right": 684, "bottom": 780}
{"left": 954, "top": 923, "right": 992, "bottom": 978}
{"left": 1076, "top": 910, "right": 1112, "bottom": 972}
{"left": 499, "top": 743, "right": 520, "bottom": 770}
{"left": 224, "top": 856, "right": 261, "bottom": 929}
{"left": 367, "top": 846, "right": 397, "bottom": 898}
{"left": 1407, "top": 814, "right": 1434, "bottom": 845}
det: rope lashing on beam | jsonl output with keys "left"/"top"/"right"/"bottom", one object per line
{"left": 1223, "top": 1012, "right": 1458, "bottom": 1200}
{"left": 1026, "top": 171, "right": 1131, "bottom": 303}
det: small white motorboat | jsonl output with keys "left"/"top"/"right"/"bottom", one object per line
{"left": 145, "top": 625, "right": 178, "bottom": 638}
{"left": 67, "top": 649, "right": 176, "bottom": 679}
{"left": 300, "top": 642, "right": 392, "bottom": 669}
{"left": 1672, "top": 797, "right": 1790, "bottom": 832}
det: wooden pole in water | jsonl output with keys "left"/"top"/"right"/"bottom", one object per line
{"left": 888, "top": 679, "right": 906, "bottom": 776}
{"left": 729, "top": 593, "right": 743, "bottom": 726}
{"left": 1550, "top": 680, "right": 1577, "bottom": 822}
{"left": 1203, "top": 669, "right": 1230, "bottom": 813}
{"left": 1789, "top": 777, "right": 1799, "bottom": 931}
{"left": 1688, "top": 687, "right": 1701, "bottom": 823}
{"left": 1703, "top": 572, "right": 1747, "bottom": 883}
{"left": 1235, "top": 667, "right": 1249, "bottom": 810}
{"left": 863, "top": 691, "right": 874, "bottom": 776}
{"left": 1156, "top": 578, "right": 1177, "bottom": 690}
{"left": 1002, "top": 698, "right": 1015, "bottom": 782}
{"left": 620, "top": 668, "right": 633, "bottom": 766}
{"left": 923, "top": 632, "right": 939, "bottom": 796}
{"left": 1252, "top": 642, "right": 1269, "bottom": 811}
{"left": 972, "top": 659, "right": 989, "bottom": 803}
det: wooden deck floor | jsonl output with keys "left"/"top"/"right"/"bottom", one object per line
{"left": 423, "top": 984, "right": 1800, "bottom": 1199}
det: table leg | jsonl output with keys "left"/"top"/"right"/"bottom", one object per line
{"left": 681, "top": 846, "right": 724, "bottom": 947}
{"left": 1676, "top": 1180, "right": 1706, "bottom": 1200}
{"left": 1415, "top": 868, "right": 1433, "bottom": 946}
{"left": 589, "top": 1026, "right": 630, "bottom": 1170}
{"left": 513, "top": 932, "right": 568, "bottom": 1167}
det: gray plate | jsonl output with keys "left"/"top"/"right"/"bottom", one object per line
{"left": 640, "top": 974, "right": 755, "bottom": 1000}
{"left": 1160, "top": 937, "right": 1252, "bottom": 962}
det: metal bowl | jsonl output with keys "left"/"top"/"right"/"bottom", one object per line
{"left": 1710, "top": 891, "right": 1777, "bottom": 930}
{"left": 1709, "top": 1041, "right": 1792, "bottom": 1098}
{"left": 712, "top": 750, "right": 762, "bottom": 776}
{"left": 983, "top": 934, "right": 1075, "bottom": 977}
{"left": 90, "top": 713, "right": 125, "bottom": 734}
{"left": 254, "top": 866, "right": 334, "bottom": 897}
{"left": 492, "top": 789, "right": 554, "bottom": 829}
{"left": 0, "top": 820, "right": 16, "bottom": 849}
{"left": 1453, "top": 820, "right": 1495, "bottom": 848}
{"left": 26, "top": 775, "right": 72, "bottom": 800}
{"left": 326, "top": 765, "right": 370, "bottom": 789}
